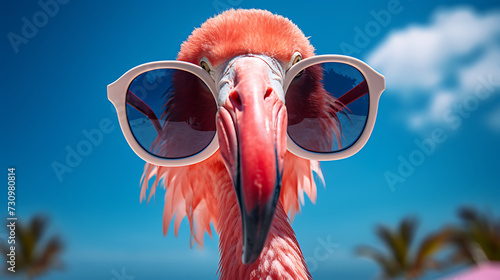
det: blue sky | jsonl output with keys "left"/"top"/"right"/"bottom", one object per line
{"left": 1, "top": 0, "right": 499, "bottom": 279}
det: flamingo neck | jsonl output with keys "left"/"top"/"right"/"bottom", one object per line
{"left": 216, "top": 178, "right": 312, "bottom": 280}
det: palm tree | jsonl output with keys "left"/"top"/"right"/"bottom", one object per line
{"left": 0, "top": 216, "right": 63, "bottom": 279}
{"left": 356, "top": 217, "right": 451, "bottom": 279}
{"left": 447, "top": 207, "right": 500, "bottom": 265}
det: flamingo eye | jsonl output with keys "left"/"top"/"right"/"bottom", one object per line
{"left": 200, "top": 60, "right": 211, "bottom": 72}
{"left": 292, "top": 54, "right": 302, "bottom": 65}
{"left": 290, "top": 52, "right": 303, "bottom": 78}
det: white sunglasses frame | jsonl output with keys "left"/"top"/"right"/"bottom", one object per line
{"left": 108, "top": 55, "right": 385, "bottom": 167}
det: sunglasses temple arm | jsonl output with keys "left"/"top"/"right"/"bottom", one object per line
{"left": 337, "top": 80, "right": 368, "bottom": 107}
{"left": 127, "top": 90, "right": 163, "bottom": 134}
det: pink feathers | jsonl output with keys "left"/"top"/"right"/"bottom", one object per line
{"left": 140, "top": 153, "right": 222, "bottom": 246}
{"left": 177, "top": 9, "right": 315, "bottom": 66}
{"left": 281, "top": 152, "right": 324, "bottom": 220}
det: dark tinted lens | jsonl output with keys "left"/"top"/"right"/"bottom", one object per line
{"left": 286, "top": 62, "right": 369, "bottom": 153}
{"left": 126, "top": 69, "right": 216, "bottom": 158}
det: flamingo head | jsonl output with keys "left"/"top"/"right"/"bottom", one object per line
{"left": 177, "top": 9, "right": 320, "bottom": 264}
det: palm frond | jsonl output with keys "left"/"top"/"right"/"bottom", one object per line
{"left": 412, "top": 228, "right": 453, "bottom": 275}
{"left": 376, "top": 221, "right": 412, "bottom": 268}
{"left": 454, "top": 207, "right": 500, "bottom": 262}
{"left": 356, "top": 246, "right": 401, "bottom": 278}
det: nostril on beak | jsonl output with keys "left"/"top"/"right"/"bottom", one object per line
{"left": 264, "top": 87, "right": 273, "bottom": 100}
{"left": 229, "top": 90, "right": 242, "bottom": 110}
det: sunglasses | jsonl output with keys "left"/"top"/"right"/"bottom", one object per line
{"left": 108, "top": 55, "right": 385, "bottom": 166}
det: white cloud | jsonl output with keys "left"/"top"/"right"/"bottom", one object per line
{"left": 367, "top": 7, "right": 500, "bottom": 130}
{"left": 458, "top": 45, "right": 500, "bottom": 92}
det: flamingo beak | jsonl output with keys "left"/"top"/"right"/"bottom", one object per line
{"left": 216, "top": 55, "right": 287, "bottom": 264}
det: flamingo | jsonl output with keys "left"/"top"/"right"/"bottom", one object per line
{"left": 137, "top": 9, "right": 358, "bottom": 279}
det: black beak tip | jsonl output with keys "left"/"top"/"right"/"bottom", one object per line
{"left": 242, "top": 247, "right": 260, "bottom": 265}
{"left": 239, "top": 193, "right": 278, "bottom": 265}
{"left": 240, "top": 211, "right": 270, "bottom": 265}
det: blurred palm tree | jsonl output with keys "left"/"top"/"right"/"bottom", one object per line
{"left": 447, "top": 207, "right": 500, "bottom": 265}
{"left": 356, "top": 217, "right": 452, "bottom": 280}
{"left": 0, "top": 216, "right": 63, "bottom": 279}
